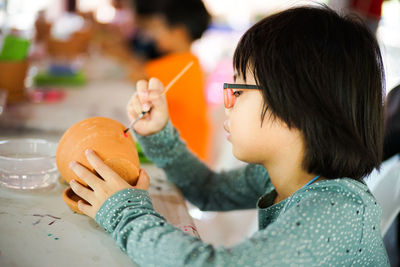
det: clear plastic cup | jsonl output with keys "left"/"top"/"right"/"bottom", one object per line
{"left": 0, "top": 139, "right": 59, "bottom": 190}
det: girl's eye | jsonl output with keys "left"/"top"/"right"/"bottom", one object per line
{"left": 232, "top": 90, "right": 243, "bottom": 97}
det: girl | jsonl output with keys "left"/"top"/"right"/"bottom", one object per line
{"left": 69, "top": 5, "right": 389, "bottom": 266}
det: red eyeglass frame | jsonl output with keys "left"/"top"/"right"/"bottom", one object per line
{"left": 223, "top": 83, "right": 260, "bottom": 108}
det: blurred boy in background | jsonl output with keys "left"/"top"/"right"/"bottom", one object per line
{"left": 104, "top": 0, "right": 212, "bottom": 162}
{"left": 130, "top": 0, "right": 212, "bottom": 162}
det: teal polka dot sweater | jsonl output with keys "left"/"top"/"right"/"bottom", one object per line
{"left": 95, "top": 121, "right": 390, "bottom": 266}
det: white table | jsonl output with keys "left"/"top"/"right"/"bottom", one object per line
{"left": 0, "top": 164, "right": 199, "bottom": 267}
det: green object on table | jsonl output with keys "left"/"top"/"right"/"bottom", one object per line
{"left": 0, "top": 35, "right": 30, "bottom": 61}
{"left": 136, "top": 143, "right": 152, "bottom": 163}
{"left": 34, "top": 71, "right": 87, "bottom": 87}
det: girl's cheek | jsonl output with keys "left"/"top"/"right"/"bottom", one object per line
{"left": 230, "top": 111, "right": 250, "bottom": 140}
{"left": 230, "top": 93, "right": 261, "bottom": 136}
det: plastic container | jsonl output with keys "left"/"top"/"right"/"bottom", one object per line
{"left": 0, "top": 139, "right": 58, "bottom": 190}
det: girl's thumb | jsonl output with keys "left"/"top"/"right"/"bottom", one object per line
{"left": 148, "top": 77, "right": 167, "bottom": 103}
{"left": 148, "top": 77, "right": 164, "bottom": 94}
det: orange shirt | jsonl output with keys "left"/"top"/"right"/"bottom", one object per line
{"left": 145, "top": 52, "right": 210, "bottom": 161}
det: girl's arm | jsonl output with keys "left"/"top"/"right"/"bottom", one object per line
{"left": 95, "top": 188, "right": 292, "bottom": 267}
{"left": 95, "top": 185, "right": 383, "bottom": 266}
{"left": 136, "top": 121, "right": 272, "bottom": 211}
{"left": 69, "top": 149, "right": 388, "bottom": 266}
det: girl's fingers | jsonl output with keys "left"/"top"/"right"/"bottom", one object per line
{"left": 147, "top": 77, "right": 166, "bottom": 103}
{"left": 127, "top": 77, "right": 169, "bottom": 135}
{"left": 70, "top": 179, "right": 96, "bottom": 205}
{"left": 85, "top": 149, "right": 119, "bottom": 182}
{"left": 148, "top": 77, "right": 164, "bottom": 93}
{"left": 137, "top": 77, "right": 165, "bottom": 109}
{"left": 136, "top": 79, "right": 148, "bottom": 93}
{"left": 127, "top": 92, "right": 144, "bottom": 121}
{"left": 136, "top": 169, "right": 150, "bottom": 190}
{"left": 136, "top": 80, "right": 151, "bottom": 111}
{"left": 69, "top": 162, "right": 103, "bottom": 191}
{"left": 77, "top": 200, "right": 96, "bottom": 219}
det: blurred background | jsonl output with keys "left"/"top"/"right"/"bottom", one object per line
{"left": 0, "top": 0, "right": 399, "bottom": 265}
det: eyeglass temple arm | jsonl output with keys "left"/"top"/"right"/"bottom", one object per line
{"left": 223, "top": 83, "right": 259, "bottom": 89}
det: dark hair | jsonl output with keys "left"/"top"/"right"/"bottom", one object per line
{"left": 133, "top": 0, "right": 211, "bottom": 40}
{"left": 233, "top": 5, "right": 385, "bottom": 180}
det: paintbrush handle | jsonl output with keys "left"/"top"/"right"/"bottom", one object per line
{"left": 161, "top": 61, "right": 193, "bottom": 95}
{"left": 128, "top": 110, "right": 147, "bottom": 128}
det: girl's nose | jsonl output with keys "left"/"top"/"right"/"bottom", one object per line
{"left": 224, "top": 107, "right": 230, "bottom": 116}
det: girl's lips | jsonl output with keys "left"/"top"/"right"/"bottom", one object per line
{"left": 223, "top": 120, "right": 230, "bottom": 134}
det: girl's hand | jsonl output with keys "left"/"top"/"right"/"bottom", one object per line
{"left": 127, "top": 77, "right": 169, "bottom": 136}
{"left": 69, "top": 149, "right": 150, "bottom": 219}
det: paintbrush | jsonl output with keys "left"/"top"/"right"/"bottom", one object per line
{"left": 123, "top": 61, "right": 194, "bottom": 134}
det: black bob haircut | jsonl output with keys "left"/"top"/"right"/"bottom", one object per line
{"left": 233, "top": 5, "right": 385, "bottom": 181}
{"left": 133, "top": 0, "right": 211, "bottom": 41}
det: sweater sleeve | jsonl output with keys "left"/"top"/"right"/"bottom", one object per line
{"left": 94, "top": 188, "right": 310, "bottom": 267}
{"left": 95, "top": 186, "right": 389, "bottom": 267}
{"left": 134, "top": 121, "right": 272, "bottom": 211}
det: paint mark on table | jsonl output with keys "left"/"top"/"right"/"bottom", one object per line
{"left": 32, "top": 214, "right": 61, "bottom": 220}
{"left": 155, "top": 178, "right": 165, "bottom": 184}
{"left": 31, "top": 214, "right": 61, "bottom": 226}
{"left": 47, "top": 233, "right": 60, "bottom": 240}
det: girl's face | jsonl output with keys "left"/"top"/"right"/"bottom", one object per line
{"left": 224, "top": 70, "right": 302, "bottom": 165}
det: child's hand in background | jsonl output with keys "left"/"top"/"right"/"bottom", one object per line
{"left": 69, "top": 149, "right": 150, "bottom": 219}
{"left": 127, "top": 77, "right": 169, "bottom": 136}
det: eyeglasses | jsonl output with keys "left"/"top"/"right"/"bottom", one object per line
{"left": 223, "top": 83, "right": 259, "bottom": 109}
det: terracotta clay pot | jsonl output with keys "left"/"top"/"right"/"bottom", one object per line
{"left": 47, "top": 27, "right": 93, "bottom": 59}
{"left": 0, "top": 60, "right": 29, "bottom": 103}
{"left": 57, "top": 117, "right": 140, "bottom": 213}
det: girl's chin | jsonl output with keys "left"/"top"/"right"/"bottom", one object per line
{"left": 232, "top": 146, "right": 247, "bottom": 162}
{"left": 232, "top": 146, "right": 263, "bottom": 164}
